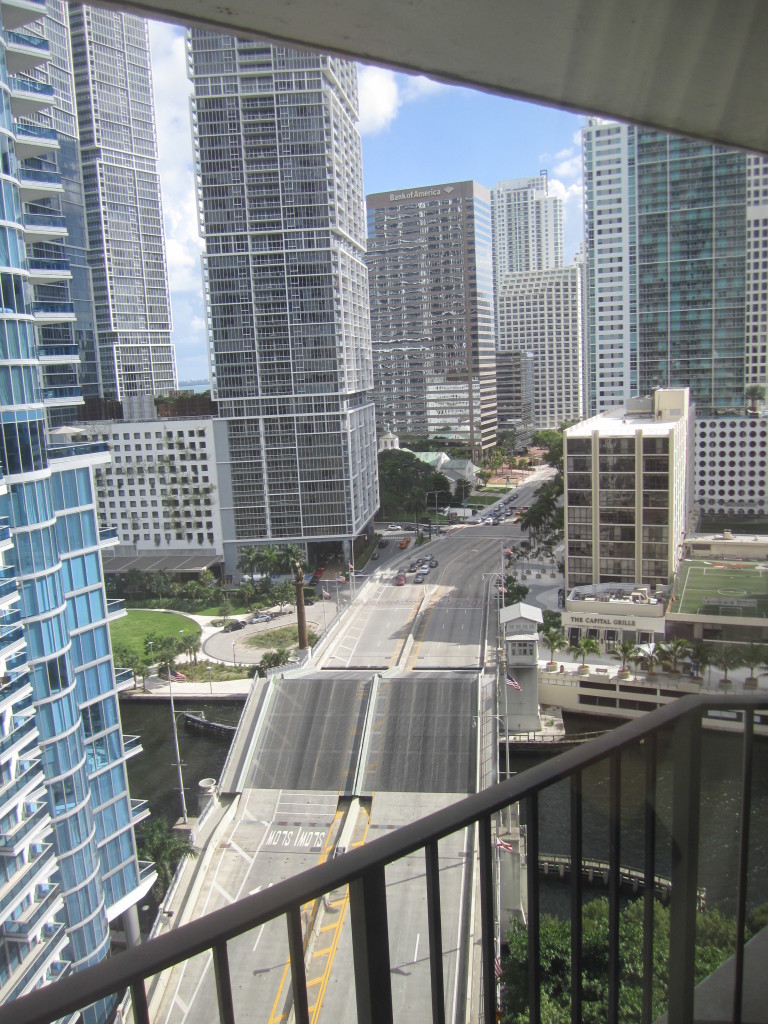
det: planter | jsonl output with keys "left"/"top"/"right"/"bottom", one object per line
{"left": 546, "top": 661, "right": 558, "bottom": 671}
{"left": 618, "top": 669, "right": 631, "bottom": 680}
{"left": 718, "top": 678, "right": 732, "bottom": 689}
{"left": 578, "top": 665, "right": 591, "bottom": 675}
{"left": 744, "top": 676, "right": 758, "bottom": 690}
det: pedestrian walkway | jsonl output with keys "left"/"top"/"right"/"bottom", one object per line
{"left": 120, "top": 674, "right": 253, "bottom": 700}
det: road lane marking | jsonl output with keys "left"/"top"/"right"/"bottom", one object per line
{"left": 212, "top": 880, "right": 234, "bottom": 904}
{"left": 227, "top": 839, "right": 252, "bottom": 864}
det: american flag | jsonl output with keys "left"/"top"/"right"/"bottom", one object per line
{"left": 494, "top": 956, "right": 503, "bottom": 979}
{"left": 349, "top": 562, "right": 354, "bottom": 570}
{"left": 506, "top": 671, "right": 522, "bottom": 692}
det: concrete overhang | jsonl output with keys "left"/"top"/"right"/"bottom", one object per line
{"left": 94, "top": 0, "right": 768, "bottom": 155}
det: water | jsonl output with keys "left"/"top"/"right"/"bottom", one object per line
{"left": 511, "top": 724, "right": 768, "bottom": 919}
{"left": 119, "top": 699, "right": 244, "bottom": 826}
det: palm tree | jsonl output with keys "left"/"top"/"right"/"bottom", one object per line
{"left": 284, "top": 545, "right": 308, "bottom": 648}
{"left": 258, "top": 647, "right": 291, "bottom": 677}
{"left": 610, "top": 638, "right": 639, "bottom": 676}
{"left": 539, "top": 627, "right": 567, "bottom": 668}
{"left": 660, "top": 637, "right": 691, "bottom": 675}
{"left": 179, "top": 631, "right": 201, "bottom": 666}
{"left": 689, "top": 641, "right": 713, "bottom": 683}
{"left": 136, "top": 818, "right": 197, "bottom": 902}
{"left": 712, "top": 645, "right": 743, "bottom": 688}
{"left": 570, "top": 636, "right": 601, "bottom": 672}
{"left": 638, "top": 642, "right": 664, "bottom": 677}
{"left": 745, "top": 383, "right": 765, "bottom": 415}
{"left": 740, "top": 642, "right": 766, "bottom": 687}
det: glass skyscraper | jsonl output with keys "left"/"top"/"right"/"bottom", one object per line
{"left": 0, "top": 2, "right": 153, "bottom": 1013}
{"left": 366, "top": 181, "right": 497, "bottom": 456}
{"left": 187, "top": 35, "right": 379, "bottom": 574}
{"left": 69, "top": 6, "right": 175, "bottom": 400}
{"left": 583, "top": 118, "right": 765, "bottom": 416}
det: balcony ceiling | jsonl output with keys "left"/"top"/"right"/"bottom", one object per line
{"left": 97, "top": 0, "right": 768, "bottom": 155}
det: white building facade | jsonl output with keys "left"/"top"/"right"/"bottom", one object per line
{"left": 695, "top": 414, "right": 768, "bottom": 516}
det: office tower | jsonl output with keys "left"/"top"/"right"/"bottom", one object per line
{"left": 496, "top": 263, "right": 584, "bottom": 428}
{"left": 491, "top": 173, "right": 563, "bottom": 335}
{"left": 0, "top": 9, "right": 152, "bottom": 1009}
{"left": 366, "top": 181, "right": 497, "bottom": 456}
{"left": 495, "top": 349, "right": 534, "bottom": 432}
{"left": 69, "top": 7, "right": 175, "bottom": 400}
{"left": 563, "top": 388, "right": 692, "bottom": 593}
{"left": 583, "top": 119, "right": 766, "bottom": 416}
{"left": 187, "top": 36, "right": 379, "bottom": 574}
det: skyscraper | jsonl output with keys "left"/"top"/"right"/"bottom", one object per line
{"left": 69, "top": 6, "right": 175, "bottom": 400}
{"left": 187, "top": 36, "right": 378, "bottom": 573}
{"left": 582, "top": 118, "right": 767, "bottom": 416}
{"left": 492, "top": 174, "right": 582, "bottom": 429}
{"left": 366, "top": 181, "right": 497, "bottom": 456}
{"left": 0, "top": 5, "right": 152, "bottom": 1010}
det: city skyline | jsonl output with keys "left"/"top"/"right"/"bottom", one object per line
{"left": 147, "top": 22, "right": 586, "bottom": 383}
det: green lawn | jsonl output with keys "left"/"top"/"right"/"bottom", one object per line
{"left": 671, "top": 559, "right": 768, "bottom": 619}
{"left": 244, "top": 624, "right": 319, "bottom": 650}
{"left": 110, "top": 609, "right": 201, "bottom": 650}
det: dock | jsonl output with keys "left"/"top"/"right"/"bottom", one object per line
{"left": 538, "top": 853, "right": 707, "bottom": 910}
{"left": 182, "top": 711, "right": 237, "bottom": 738}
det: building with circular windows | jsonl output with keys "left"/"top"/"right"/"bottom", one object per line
{"left": 695, "top": 415, "right": 768, "bottom": 516}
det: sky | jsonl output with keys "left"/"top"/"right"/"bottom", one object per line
{"left": 148, "top": 22, "right": 588, "bottom": 383}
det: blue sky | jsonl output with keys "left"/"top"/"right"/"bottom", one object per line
{"left": 148, "top": 24, "right": 587, "bottom": 383}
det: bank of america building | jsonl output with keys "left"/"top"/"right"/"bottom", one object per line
{"left": 187, "top": 35, "right": 379, "bottom": 573}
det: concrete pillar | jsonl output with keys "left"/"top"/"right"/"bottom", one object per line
{"left": 123, "top": 903, "right": 141, "bottom": 947}
{"left": 343, "top": 538, "right": 353, "bottom": 565}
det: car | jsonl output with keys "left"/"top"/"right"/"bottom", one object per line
{"left": 414, "top": 574, "right": 425, "bottom": 583}
{"left": 248, "top": 613, "right": 272, "bottom": 624}
{"left": 222, "top": 620, "right": 245, "bottom": 632}
{"left": 430, "top": 559, "right": 438, "bottom": 568}
{"left": 315, "top": 563, "right": 327, "bottom": 572}
{"left": 388, "top": 524, "right": 403, "bottom": 531}
{"left": 408, "top": 563, "right": 418, "bottom": 571}
{"left": 378, "top": 539, "right": 389, "bottom": 548}
{"left": 371, "top": 551, "right": 379, "bottom": 560}
{"left": 420, "top": 565, "right": 430, "bottom": 574}
{"left": 395, "top": 573, "right": 406, "bottom": 586}
{"left": 484, "top": 517, "right": 494, "bottom": 525}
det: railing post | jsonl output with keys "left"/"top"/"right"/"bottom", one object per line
{"left": 642, "top": 732, "right": 657, "bottom": 1024}
{"left": 425, "top": 841, "right": 446, "bottom": 1024}
{"left": 570, "top": 770, "right": 582, "bottom": 1024}
{"left": 733, "top": 708, "right": 754, "bottom": 1024}
{"left": 668, "top": 708, "right": 702, "bottom": 1024}
{"left": 526, "top": 793, "right": 540, "bottom": 1024}
{"left": 212, "top": 940, "right": 235, "bottom": 1024}
{"left": 349, "top": 866, "right": 393, "bottom": 1024}
{"left": 287, "top": 905, "right": 310, "bottom": 1024}
{"left": 479, "top": 814, "right": 496, "bottom": 1024}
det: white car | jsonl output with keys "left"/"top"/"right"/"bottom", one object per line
{"left": 388, "top": 523, "right": 402, "bottom": 530}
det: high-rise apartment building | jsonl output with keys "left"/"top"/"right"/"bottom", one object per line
{"left": 0, "top": 7, "right": 152, "bottom": 1011}
{"left": 366, "top": 181, "right": 497, "bottom": 456}
{"left": 563, "top": 388, "right": 693, "bottom": 593}
{"left": 187, "top": 36, "right": 378, "bottom": 573}
{"left": 69, "top": 7, "right": 175, "bottom": 400}
{"left": 583, "top": 118, "right": 767, "bottom": 416}
{"left": 496, "top": 264, "right": 584, "bottom": 428}
{"left": 491, "top": 173, "right": 563, "bottom": 332}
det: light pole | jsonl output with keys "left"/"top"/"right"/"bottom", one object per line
{"left": 232, "top": 640, "right": 236, "bottom": 666}
{"left": 167, "top": 654, "right": 188, "bottom": 824}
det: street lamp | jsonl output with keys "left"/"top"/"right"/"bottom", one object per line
{"left": 166, "top": 651, "right": 187, "bottom": 825}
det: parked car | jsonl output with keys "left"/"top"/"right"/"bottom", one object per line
{"left": 414, "top": 574, "right": 425, "bottom": 584}
{"left": 378, "top": 539, "right": 389, "bottom": 548}
{"left": 248, "top": 613, "right": 272, "bottom": 624}
{"left": 395, "top": 573, "right": 406, "bottom": 586}
{"left": 222, "top": 621, "right": 245, "bottom": 632}
{"left": 388, "top": 523, "right": 403, "bottom": 530}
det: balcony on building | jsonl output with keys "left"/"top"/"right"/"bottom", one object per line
{"left": 130, "top": 799, "right": 150, "bottom": 827}
{"left": 0, "top": 803, "right": 51, "bottom": 858}
{"left": 0, "top": 514, "right": 14, "bottom": 552}
{"left": 114, "top": 667, "right": 135, "bottom": 692}
{"left": 3, "top": 921, "right": 68, "bottom": 1005}
{"left": 106, "top": 598, "right": 126, "bottom": 621}
{"left": 18, "top": 168, "right": 63, "bottom": 203}
{"left": 0, "top": 885, "right": 63, "bottom": 942}
{"left": 36, "top": 341, "right": 79, "bottom": 365}
{"left": 13, "top": 123, "right": 58, "bottom": 160}
{"left": 0, "top": 714, "right": 38, "bottom": 762}
{"left": 21, "top": 209, "right": 66, "bottom": 242}
{"left": 98, "top": 526, "right": 119, "bottom": 547}
{"left": 8, "top": 75, "right": 54, "bottom": 117}
{"left": 4, "top": 31, "right": 50, "bottom": 73}
{"left": 122, "top": 734, "right": 142, "bottom": 760}
{"left": 0, "top": 0, "right": 46, "bottom": 32}
{"left": 40, "top": 385, "right": 83, "bottom": 407}
{"left": 26, "top": 257, "right": 70, "bottom": 285}
{"left": 0, "top": 672, "right": 32, "bottom": 719}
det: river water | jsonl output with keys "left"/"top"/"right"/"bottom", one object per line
{"left": 119, "top": 701, "right": 768, "bottom": 920}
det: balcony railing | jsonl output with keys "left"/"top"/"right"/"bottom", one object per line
{"left": 0, "top": 694, "right": 763, "bottom": 1024}
{"left": 46, "top": 440, "right": 109, "bottom": 460}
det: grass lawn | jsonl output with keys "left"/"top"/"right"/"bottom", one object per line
{"left": 670, "top": 559, "right": 768, "bottom": 619}
{"left": 110, "top": 609, "right": 201, "bottom": 650}
{"left": 179, "top": 662, "right": 249, "bottom": 682}
{"left": 244, "top": 624, "right": 319, "bottom": 650}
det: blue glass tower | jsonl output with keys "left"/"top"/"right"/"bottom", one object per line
{"left": 0, "top": 0, "right": 154, "bottom": 1012}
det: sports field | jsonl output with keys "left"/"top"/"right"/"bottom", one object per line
{"left": 670, "top": 559, "right": 768, "bottom": 619}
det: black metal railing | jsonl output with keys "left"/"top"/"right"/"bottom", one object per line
{"left": 0, "top": 693, "right": 763, "bottom": 1024}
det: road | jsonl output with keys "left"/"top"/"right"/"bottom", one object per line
{"left": 151, "top": 471, "right": 555, "bottom": 1024}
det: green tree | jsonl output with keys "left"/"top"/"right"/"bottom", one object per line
{"left": 540, "top": 626, "right": 567, "bottom": 666}
{"left": 739, "top": 642, "right": 766, "bottom": 683}
{"left": 745, "top": 383, "right": 765, "bottom": 414}
{"left": 136, "top": 818, "right": 197, "bottom": 902}
{"left": 258, "top": 648, "right": 291, "bottom": 677}
{"left": 690, "top": 640, "right": 714, "bottom": 682}
{"left": 272, "top": 579, "right": 297, "bottom": 610}
{"left": 532, "top": 428, "right": 565, "bottom": 473}
{"left": 144, "top": 633, "right": 180, "bottom": 679}
{"left": 610, "top": 638, "right": 640, "bottom": 674}
{"left": 638, "top": 642, "right": 664, "bottom": 676}
{"left": 712, "top": 644, "right": 743, "bottom": 685}
{"left": 541, "top": 610, "right": 562, "bottom": 632}
{"left": 503, "top": 574, "right": 529, "bottom": 605}
{"left": 570, "top": 635, "right": 601, "bottom": 669}
{"left": 179, "top": 631, "right": 201, "bottom": 666}
{"left": 659, "top": 636, "right": 691, "bottom": 674}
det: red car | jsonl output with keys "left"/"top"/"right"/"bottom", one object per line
{"left": 395, "top": 573, "right": 406, "bottom": 586}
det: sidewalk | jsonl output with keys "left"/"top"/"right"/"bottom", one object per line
{"left": 120, "top": 674, "right": 253, "bottom": 700}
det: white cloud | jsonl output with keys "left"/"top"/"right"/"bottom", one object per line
{"left": 553, "top": 153, "right": 581, "bottom": 179}
{"left": 357, "top": 65, "right": 445, "bottom": 135}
